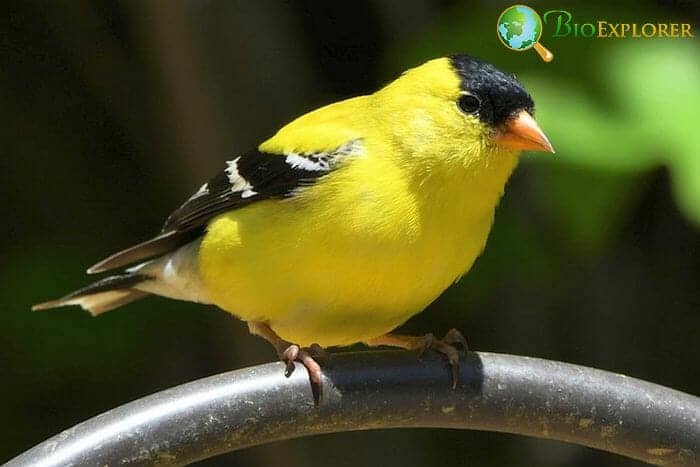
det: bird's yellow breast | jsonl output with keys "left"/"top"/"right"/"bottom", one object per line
{"left": 199, "top": 139, "right": 517, "bottom": 347}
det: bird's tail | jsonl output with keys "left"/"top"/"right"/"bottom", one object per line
{"left": 32, "top": 273, "right": 151, "bottom": 316}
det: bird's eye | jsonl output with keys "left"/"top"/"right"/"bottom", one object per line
{"left": 457, "top": 94, "right": 481, "bottom": 115}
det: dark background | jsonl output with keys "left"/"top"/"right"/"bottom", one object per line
{"left": 2, "top": 1, "right": 698, "bottom": 466}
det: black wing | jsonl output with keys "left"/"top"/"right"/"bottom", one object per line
{"left": 87, "top": 140, "right": 362, "bottom": 273}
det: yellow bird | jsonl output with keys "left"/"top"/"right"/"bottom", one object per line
{"left": 34, "top": 55, "right": 553, "bottom": 387}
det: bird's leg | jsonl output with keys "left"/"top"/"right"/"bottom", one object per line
{"left": 365, "top": 328, "right": 468, "bottom": 389}
{"left": 247, "top": 321, "right": 325, "bottom": 387}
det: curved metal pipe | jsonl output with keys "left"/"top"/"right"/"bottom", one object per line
{"left": 7, "top": 351, "right": 699, "bottom": 466}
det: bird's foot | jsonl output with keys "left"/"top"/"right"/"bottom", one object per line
{"left": 248, "top": 321, "right": 327, "bottom": 401}
{"left": 366, "top": 328, "right": 468, "bottom": 389}
{"left": 275, "top": 342, "right": 325, "bottom": 385}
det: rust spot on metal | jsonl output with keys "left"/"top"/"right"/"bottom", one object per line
{"left": 578, "top": 418, "right": 594, "bottom": 429}
{"left": 600, "top": 425, "right": 618, "bottom": 438}
{"left": 646, "top": 447, "right": 675, "bottom": 457}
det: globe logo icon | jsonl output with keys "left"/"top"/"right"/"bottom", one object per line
{"left": 497, "top": 5, "right": 553, "bottom": 62}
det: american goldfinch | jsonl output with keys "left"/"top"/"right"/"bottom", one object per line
{"left": 34, "top": 55, "right": 553, "bottom": 388}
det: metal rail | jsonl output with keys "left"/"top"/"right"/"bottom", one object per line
{"left": 7, "top": 351, "right": 699, "bottom": 466}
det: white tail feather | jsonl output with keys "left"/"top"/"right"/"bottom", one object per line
{"left": 33, "top": 289, "right": 149, "bottom": 316}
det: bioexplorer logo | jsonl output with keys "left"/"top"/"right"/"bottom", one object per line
{"left": 497, "top": 5, "right": 694, "bottom": 63}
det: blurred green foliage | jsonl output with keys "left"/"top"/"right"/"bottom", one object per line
{"left": 2, "top": 1, "right": 698, "bottom": 466}
{"left": 531, "top": 41, "right": 700, "bottom": 223}
{"left": 390, "top": 1, "right": 700, "bottom": 254}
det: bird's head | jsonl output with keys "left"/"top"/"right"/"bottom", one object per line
{"left": 374, "top": 54, "right": 553, "bottom": 169}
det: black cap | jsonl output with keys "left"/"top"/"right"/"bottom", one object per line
{"left": 450, "top": 54, "right": 534, "bottom": 127}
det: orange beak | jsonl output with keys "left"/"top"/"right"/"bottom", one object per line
{"left": 493, "top": 110, "right": 554, "bottom": 153}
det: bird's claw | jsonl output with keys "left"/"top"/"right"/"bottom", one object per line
{"left": 279, "top": 344, "right": 300, "bottom": 376}
{"left": 248, "top": 322, "right": 328, "bottom": 403}
{"left": 417, "top": 329, "right": 468, "bottom": 389}
{"left": 366, "top": 328, "right": 469, "bottom": 389}
{"left": 276, "top": 342, "right": 326, "bottom": 402}
{"left": 442, "top": 328, "right": 469, "bottom": 350}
